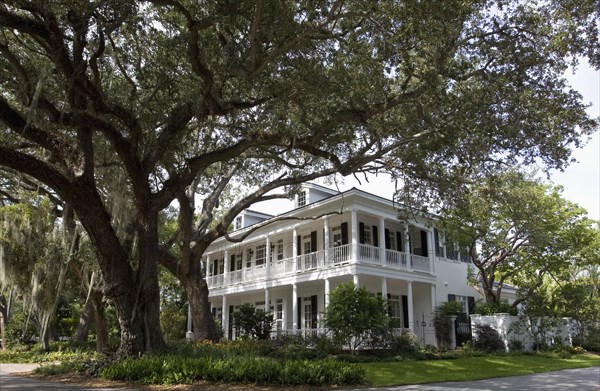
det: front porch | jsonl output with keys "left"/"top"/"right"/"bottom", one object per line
{"left": 208, "top": 275, "right": 438, "bottom": 346}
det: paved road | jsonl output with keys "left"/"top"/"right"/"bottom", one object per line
{"left": 1, "top": 363, "right": 599, "bottom": 390}
{"left": 0, "top": 363, "right": 139, "bottom": 390}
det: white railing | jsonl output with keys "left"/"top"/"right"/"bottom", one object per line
{"left": 229, "top": 270, "right": 243, "bottom": 284}
{"left": 358, "top": 243, "right": 380, "bottom": 263}
{"left": 325, "top": 243, "right": 351, "bottom": 265}
{"left": 411, "top": 254, "right": 431, "bottom": 273}
{"left": 386, "top": 249, "right": 408, "bottom": 269}
{"left": 207, "top": 244, "right": 433, "bottom": 288}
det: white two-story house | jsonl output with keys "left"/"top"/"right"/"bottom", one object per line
{"left": 202, "top": 184, "right": 513, "bottom": 345}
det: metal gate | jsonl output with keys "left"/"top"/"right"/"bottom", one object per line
{"left": 455, "top": 314, "right": 472, "bottom": 346}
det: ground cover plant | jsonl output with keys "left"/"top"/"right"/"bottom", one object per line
{"left": 5, "top": 336, "right": 600, "bottom": 388}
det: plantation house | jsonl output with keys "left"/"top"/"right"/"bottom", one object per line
{"left": 201, "top": 184, "right": 515, "bottom": 345}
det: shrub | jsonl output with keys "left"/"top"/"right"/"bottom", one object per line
{"left": 159, "top": 304, "right": 187, "bottom": 341}
{"left": 471, "top": 301, "right": 518, "bottom": 316}
{"left": 232, "top": 304, "right": 273, "bottom": 340}
{"left": 508, "top": 339, "right": 524, "bottom": 352}
{"left": 323, "top": 283, "right": 391, "bottom": 353}
{"left": 472, "top": 324, "right": 505, "bottom": 353}
{"left": 387, "top": 330, "right": 421, "bottom": 357}
{"left": 101, "top": 354, "right": 365, "bottom": 386}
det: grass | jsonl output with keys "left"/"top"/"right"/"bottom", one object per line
{"left": 360, "top": 352, "right": 600, "bottom": 387}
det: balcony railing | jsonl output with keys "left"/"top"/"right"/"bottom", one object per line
{"left": 207, "top": 243, "right": 433, "bottom": 288}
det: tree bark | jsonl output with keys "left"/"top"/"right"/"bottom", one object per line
{"left": 182, "top": 268, "right": 216, "bottom": 341}
{"left": 90, "top": 290, "right": 109, "bottom": 353}
{"left": 73, "top": 295, "right": 94, "bottom": 344}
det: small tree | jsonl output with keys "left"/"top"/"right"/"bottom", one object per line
{"left": 323, "top": 283, "right": 390, "bottom": 353}
{"left": 232, "top": 303, "right": 273, "bottom": 340}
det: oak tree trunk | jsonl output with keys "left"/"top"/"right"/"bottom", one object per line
{"left": 181, "top": 266, "right": 216, "bottom": 341}
{"left": 73, "top": 296, "right": 93, "bottom": 344}
{"left": 90, "top": 290, "right": 109, "bottom": 353}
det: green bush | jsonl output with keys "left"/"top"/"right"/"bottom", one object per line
{"left": 101, "top": 354, "right": 365, "bottom": 386}
{"left": 472, "top": 324, "right": 505, "bottom": 353}
{"left": 508, "top": 339, "right": 524, "bottom": 352}
{"left": 471, "top": 301, "right": 518, "bottom": 316}
{"left": 433, "top": 301, "right": 462, "bottom": 349}
{"left": 388, "top": 330, "right": 421, "bottom": 355}
{"left": 232, "top": 303, "right": 273, "bottom": 340}
{"left": 159, "top": 304, "right": 187, "bottom": 341}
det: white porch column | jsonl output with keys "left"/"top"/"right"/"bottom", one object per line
{"left": 381, "top": 277, "right": 388, "bottom": 298}
{"left": 407, "top": 281, "right": 414, "bottom": 332}
{"left": 379, "top": 216, "right": 386, "bottom": 264}
{"left": 323, "top": 217, "right": 330, "bottom": 265}
{"left": 404, "top": 224, "right": 413, "bottom": 271}
{"left": 351, "top": 210, "right": 358, "bottom": 261}
{"left": 206, "top": 255, "right": 211, "bottom": 279}
{"left": 428, "top": 229, "right": 436, "bottom": 274}
{"left": 186, "top": 303, "right": 194, "bottom": 340}
{"left": 353, "top": 274, "right": 360, "bottom": 287}
{"left": 265, "top": 237, "right": 271, "bottom": 279}
{"left": 431, "top": 284, "right": 437, "bottom": 313}
{"left": 222, "top": 295, "right": 228, "bottom": 337}
{"left": 292, "top": 228, "right": 298, "bottom": 272}
{"left": 223, "top": 250, "right": 229, "bottom": 284}
{"left": 324, "top": 278, "right": 330, "bottom": 308}
{"left": 292, "top": 284, "right": 298, "bottom": 333}
{"left": 265, "top": 287, "right": 270, "bottom": 311}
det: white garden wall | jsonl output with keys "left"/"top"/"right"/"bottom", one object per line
{"left": 470, "top": 314, "right": 573, "bottom": 351}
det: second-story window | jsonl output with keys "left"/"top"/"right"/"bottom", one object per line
{"left": 276, "top": 239, "right": 284, "bottom": 261}
{"left": 235, "top": 216, "right": 242, "bottom": 230}
{"left": 255, "top": 244, "right": 266, "bottom": 265}
{"left": 298, "top": 191, "right": 306, "bottom": 207}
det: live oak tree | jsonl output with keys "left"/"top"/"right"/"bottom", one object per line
{"left": 0, "top": 196, "right": 78, "bottom": 350}
{"left": 1, "top": 1, "right": 598, "bottom": 356}
{"left": 438, "top": 169, "right": 598, "bottom": 306}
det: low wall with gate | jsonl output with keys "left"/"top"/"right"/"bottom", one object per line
{"left": 470, "top": 313, "right": 573, "bottom": 351}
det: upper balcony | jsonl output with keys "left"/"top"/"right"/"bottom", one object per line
{"left": 206, "top": 243, "right": 434, "bottom": 290}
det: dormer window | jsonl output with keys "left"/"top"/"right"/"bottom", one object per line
{"left": 298, "top": 191, "right": 307, "bottom": 207}
{"left": 235, "top": 216, "right": 243, "bottom": 230}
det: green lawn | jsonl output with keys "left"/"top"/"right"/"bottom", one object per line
{"left": 359, "top": 353, "right": 600, "bottom": 387}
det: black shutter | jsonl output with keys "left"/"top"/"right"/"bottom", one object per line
{"left": 297, "top": 235, "right": 301, "bottom": 255}
{"left": 359, "top": 222, "right": 365, "bottom": 244}
{"left": 323, "top": 228, "right": 325, "bottom": 249}
{"left": 341, "top": 222, "right": 348, "bottom": 245}
{"left": 402, "top": 295, "right": 409, "bottom": 329}
{"left": 434, "top": 228, "right": 441, "bottom": 256}
{"left": 211, "top": 308, "right": 216, "bottom": 317}
{"left": 396, "top": 231, "right": 402, "bottom": 251}
{"left": 228, "top": 306, "right": 234, "bottom": 340}
{"left": 373, "top": 225, "right": 379, "bottom": 247}
{"left": 230, "top": 254, "right": 235, "bottom": 271}
{"left": 297, "top": 297, "right": 302, "bottom": 329}
{"left": 420, "top": 230, "right": 428, "bottom": 256}
{"left": 448, "top": 294, "right": 456, "bottom": 302}
{"left": 467, "top": 296, "right": 475, "bottom": 314}
{"left": 384, "top": 229, "right": 390, "bottom": 249}
{"left": 310, "top": 231, "right": 317, "bottom": 252}
{"left": 311, "top": 295, "right": 318, "bottom": 329}
{"left": 213, "top": 260, "right": 218, "bottom": 276}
